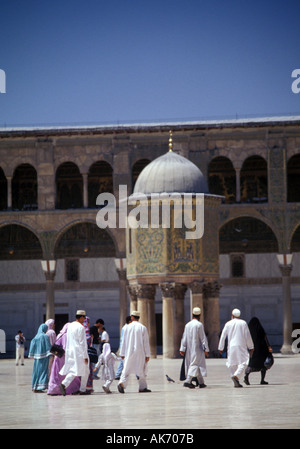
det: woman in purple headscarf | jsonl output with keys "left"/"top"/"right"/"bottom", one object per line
{"left": 47, "top": 323, "right": 81, "bottom": 395}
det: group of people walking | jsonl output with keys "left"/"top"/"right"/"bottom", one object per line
{"left": 180, "top": 307, "right": 273, "bottom": 389}
{"left": 26, "top": 306, "right": 273, "bottom": 394}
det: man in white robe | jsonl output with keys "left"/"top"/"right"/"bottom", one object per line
{"left": 180, "top": 307, "right": 209, "bottom": 389}
{"left": 118, "top": 311, "right": 151, "bottom": 393}
{"left": 218, "top": 308, "right": 254, "bottom": 388}
{"left": 59, "top": 310, "right": 90, "bottom": 395}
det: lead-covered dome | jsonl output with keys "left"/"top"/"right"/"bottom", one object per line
{"left": 133, "top": 151, "right": 209, "bottom": 195}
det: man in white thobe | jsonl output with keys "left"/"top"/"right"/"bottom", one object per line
{"left": 59, "top": 310, "right": 90, "bottom": 395}
{"left": 218, "top": 308, "right": 254, "bottom": 388}
{"left": 180, "top": 307, "right": 209, "bottom": 389}
{"left": 118, "top": 311, "right": 151, "bottom": 393}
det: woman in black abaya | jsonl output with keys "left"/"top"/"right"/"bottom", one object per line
{"left": 244, "top": 317, "right": 273, "bottom": 385}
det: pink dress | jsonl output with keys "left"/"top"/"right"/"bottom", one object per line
{"left": 47, "top": 323, "right": 81, "bottom": 395}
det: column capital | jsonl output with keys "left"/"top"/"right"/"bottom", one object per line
{"left": 205, "top": 280, "right": 222, "bottom": 298}
{"left": 278, "top": 264, "right": 293, "bottom": 277}
{"left": 159, "top": 282, "right": 175, "bottom": 298}
{"left": 174, "top": 283, "right": 187, "bottom": 300}
{"left": 136, "top": 284, "right": 156, "bottom": 299}
{"left": 127, "top": 284, "right": 139, "bottom": 300}
{"left": 116, "top": 268, "right": 127, "bottom": 281}
{"left": 189, "top": 279, "right": 205, "bottom": 294}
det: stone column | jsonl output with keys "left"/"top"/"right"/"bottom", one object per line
{"left": 174, "top": 284, "right": 187, "bottom": 358}
{"left": 236, "top": 168, "right": 241, "bottom": 203}
{"left": 44, "top": 271, "right": 56, "bottom": 322}
{"left": 82, "top": 173, "right": 88, "bottom": 208}
{"left": 41, "top": 260, "right": 57, "bottom": 322}
{"left": 7, "top": 176, "right": 12, "bottom": 209}
{"left": 278, "top": 262, "right": 293, "bottom": 354}
{"left": 136, "top": 284, "right": 149, "bottom": 328}
{"left": 136, "top": 284, "right": 157, "bottom": 358}
{"left": 204, "top": 281, "right": 221, "bottom": 355}
{"left": 116, "top": 267, "right": 128, "bottom": 333}
{"left": 159, "top": 282, "right": 175, "bottom": 359}
{"left": 189, "top": 280, "right": 205, "bottom": 323}
{"left": 127, "top": 284, "right": 138, "bottom": 312}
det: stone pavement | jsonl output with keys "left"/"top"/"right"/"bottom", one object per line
{"left": 1, "top": 354, "right": 300, "bottom": 430}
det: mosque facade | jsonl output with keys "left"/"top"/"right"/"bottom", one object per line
{"left": 0, "top": 116, "right": 300, "bottom": 356}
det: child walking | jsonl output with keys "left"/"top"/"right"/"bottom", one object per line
{"left": 94, "top": 343, "right": 121, "bottom": 393}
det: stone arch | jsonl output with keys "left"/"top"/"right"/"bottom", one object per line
{"left": 0, "top": 223, "right": 43, "bottom": 260}
{"left": 88, "top": 160, "right": 113, "bottom": 208}
{"left": 55, "top": 162, "right": 83, "bottom": 209}
{"left": 54, "top": 220, "right": 117, "bottom": 259}
{"left": 132, "top": 158, "right": 151, "bottom": 192}
{"left": 12, "top": 163, "right": 38, "bottom": 211}
{"left": 240, "top": 155, "right": 268, "bottom": 203}
{"left": 219, "top": 216, "right": 279, "bottom": 254}
{"left": 0, "top": 166, "right": 7, "bottom": 211}
{"left": 208, "top": 156, "right": 236, "bottom": 203}
{"left": 289, "top": 222, "right": 300, "bottom": 252}
{"left": 287, "top": 154, "right": 300, "bottom": 202}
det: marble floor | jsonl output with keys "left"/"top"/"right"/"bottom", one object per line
{"left": 1, "top": 354, "right": 300, "bottom": 430}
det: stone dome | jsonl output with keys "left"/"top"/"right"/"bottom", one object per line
{"left": 133, "top": 151, "right": 209, "bottom": 195}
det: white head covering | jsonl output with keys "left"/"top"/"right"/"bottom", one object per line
{"left": 131, "top": 310, "right": 140, "bottom": 317}
{"left": 232, "top": 308, "right": 241, "bottom": 317}
{"left": 193, "top": 307, "right": 201, "bottom": 316}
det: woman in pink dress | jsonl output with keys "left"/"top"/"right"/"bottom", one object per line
{"left": 47, "top": 323, "right": 80, "bottom": 395}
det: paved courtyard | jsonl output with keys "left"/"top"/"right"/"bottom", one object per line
{"left": 1, "top": 354, "right": 300, "bottom": 430}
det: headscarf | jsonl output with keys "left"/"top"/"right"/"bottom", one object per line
{"left": 102, "top": 342, "right": 112, "bottom": 363}
{"left": 82, "top": 316, "right": 92, "bottom": 346}
{"left": 45, "top": 319, "right": 57, "bottom": 346}
{"left": 248, "top": 317, "right": 266, "bottom": 343}
{"left": 55, "top": 323, "right": 69, "bottom": 348}
{"left": 28, "top": 324, "right": 51, "bottom": 359}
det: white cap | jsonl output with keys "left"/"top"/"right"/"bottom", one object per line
{"left": 232, "top": 308, "right": 241, "bottom": 317}
{"left": 131, "top": 310, "right": 140, "bottom": 317}
{"left": 193, "top": 307, "right": 201, "bottom": 315}
{"left": 76, "top": 309, "right": 86, "bottom": 316}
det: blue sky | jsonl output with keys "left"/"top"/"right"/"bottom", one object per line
{"left": 0, "top": 0, "right": 300, "bottom": 126}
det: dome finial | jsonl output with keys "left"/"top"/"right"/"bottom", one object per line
{"left": 169, "top": 130, "right": 173, "bottom": 152}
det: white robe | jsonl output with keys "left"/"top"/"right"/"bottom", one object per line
{"left": 180, "top": 319, "right": 209, "bottom": 377}
{"left": 120, "top": 320, "right": 150, "bottom": 377}
{"left": 96, "top": 352, "right": 120, "bottom": 381}
{"left": 59, "top": 321, "right": 89, "bottom": 377}
{"left": 218, "top": 318, "right": 254, "bottom": 367}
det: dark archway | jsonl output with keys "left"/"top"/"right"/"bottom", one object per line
{"left": 0, "top": 224, "right": 42, "bottom": 260}
{"left": 0, "top": 167, "right": 7, "bottom": 211}
{"left": 219, "top": 217, "right": 278, "bottom": 254}
{"left": 287, "top": 154, "right": 300, "bottom": 202}
{"left": 54, "top": 222, "right": 116, "bottom": 259}
{"left": 208, "top": 156, "right": 236, "bottom": 203}
{"left": 240, "top": 156, "right": 268, "bottom": 203}
{"left": 88, "top": 161, "right": 113, "bottom": 208}
{"left": 12, "top": 164, "right": 38, "bottom": 211}
{"left": 56, "top": 162, "right": 83, "bottom": 209}
{"left": 132, "top": 159, "right": 151, "bottom": 192}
